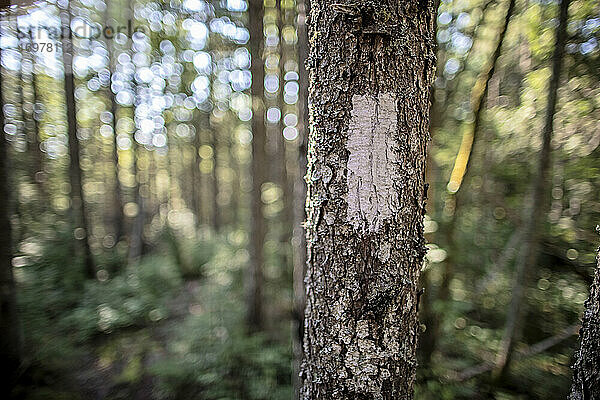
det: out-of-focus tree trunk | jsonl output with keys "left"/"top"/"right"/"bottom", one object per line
{"left": 10, "top": 15, "right": 26, "bottom": 246}
{"left": 106, "top": 4, "right": 124, "bottom": 242}
{"left": 292, "top": 0, "right": 309, "bottom": 396}
{"left": 0, "top": 43, "right": 23, "bottom": 396}
{"left": 569, "top": 245, "right": 600, "bottom": 400}
{"left": 220, "top": 123, "right": 235, "bottom": 227}
{"left": 229, "top": 130, "right": 241, "bottom": 229}
{"left": 61, "top": 8, "right": 95, "bottom": 279}
{"left": 247, "top": 0, "right": 266, "bottom": 331}
{"left": 24, "top": 47, "right": 45, "bottom": 195}
{"left": 204, "top": 63, "right": 219, "bottom": 231}
{"left": 494, "top": 0, "right": 570, "bottom": 379}
{"left": 191, "top": 110, "right": 203, "bottom": 227}
{"left": 275, "top": 0, "right": 292, "bottom": 245}
{"left": 299, "top": 1, "right": 436, "bottom": 398}
{"left": 445, "top": 0, "right": 516, "bottom": 195}
{"left": 108, "top": 63, "right": 124, "bottom": 241}
{"left": 128, "top": 140, "right": 144, "bottom": 264}
{"left": 125, "top": 0, "right": 145, "bottom": 263}
{"left": 210, "top": 123, "right": 220, "bottom": 232}
{"left": 20, "top": 33, "right": 45, "bottom": 197}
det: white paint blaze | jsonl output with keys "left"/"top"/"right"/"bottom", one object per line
{"left": 346, "top": 93, "right": 399, "bottom": 232}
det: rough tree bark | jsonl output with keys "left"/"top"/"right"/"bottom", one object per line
{"left": 299, "top": 1, "right": 437, "bottom": 398}
{"left": 569, "top": 245, "right": 600, "bottom": 400}
{"left": 0, "top": 44, "right": 23, "bottom": 395}
{"left": 494, "top": 0, "right": 570, "bottom": 379}
{"left": 247, "top": 0, "right": 266, "bottom": 331}
{"left": 292, "top": 0, "right": 310, "bottom": 396}
{"left": 61, "top": 8, "right": 96, "bottom": 279}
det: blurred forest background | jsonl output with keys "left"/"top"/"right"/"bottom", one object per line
{"left": 1, "top": 0, "right": 599, "bottom": 399}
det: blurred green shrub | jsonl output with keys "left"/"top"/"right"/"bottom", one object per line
{"left": 16, "top": 230, "right": 292, "bottom": 400}
{"left": 161, "top": 227, "right": 216, "bottom": 280}
{"left": 63, "top": 255, "right": 182, "bottom": 340}
{"left": 150, "top": 316, "right": 292, "bottom": 400}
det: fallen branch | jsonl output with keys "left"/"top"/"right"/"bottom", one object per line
{"left": 542, "top": 241, "right": 595, "bottom": 285}
{"left": 476, "top": 229, "right": 523, "bottom": 294}
{"left": 447, "top": 324, "right": 581, "bottom": 382}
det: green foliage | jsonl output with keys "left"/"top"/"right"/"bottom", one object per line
{"left": 64, "top": 255, "right": 182, "bottom": 341}
{"left": 150, "top": 325, "right": 292, "bottom": 400}
{"left": 161, "top": 227, "right": 217, "bottom": 279}
{"left": 419, "top": 0, "right": 600, "bottom": 397}
{"left": 15, "top": 230, "right": 291, "bottom": 399}
{"left": 146, "top": 235, "right": 292, "bottom": 399}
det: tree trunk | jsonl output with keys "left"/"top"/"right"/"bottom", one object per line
{"left": 121, "top": 0, "right": 144, "bottom": 262}
{"left": 569, "top": 245, "right": 600, "bottom": 400}
{"left": 247, "top": 0, "right": 267, "bottom": 331}
{"left": 105, "top": 10, "right": 125, "bottom": 242}
{"left": 229, "top": 129, "right": 241, "bottom": 229}
{"left": 191, "top": 110, "right": 203, "bottom": 227}
{"left": 22, "top": 39, "right": 45, "bottom": 194}
{"left": 0, "top": 44, "right": 23, "bottom": 395}
{"left": 494, "top": 0, "right": 570, "bottom": 379}
{"left": 446, "top": 0, "right": 516, "bottom": 193}
{"left": 28, "top": 58, "right": 45, "bottom": 190}
{"left": 128, "top": 140, "right": 145, "bottom": 264}
{"left": 275, "top": 0, "right": 292, "bottom": 244}
{"left": 210, "top": 124, "right": 220, "bottom": 232}
{"left": 292, "top": 0, "right": 309, "bottom": 396}
{"left": 299, "top": 2, "right": 436, "bottom": 398}
{"left": 108, "top": 91, "right": 124, "bottom": 241}
{"left": 110, "top": 94, "right": 124, "bottom": 242}
{"left": 61, "top": 8, "right": 95, "bottom": 279}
